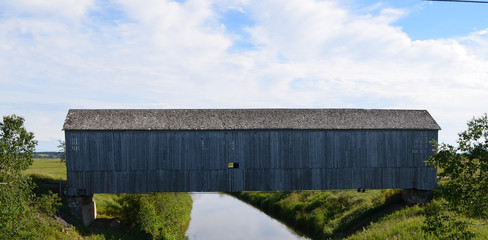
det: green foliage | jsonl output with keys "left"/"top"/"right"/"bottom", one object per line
{"left": 114, "top": 193, "right": 193, "bottom": 240}
{"left": 0, "top": 115, "right": 37, "bottom": 176}
{"left": 57, "top": 140, "right": 66, "bottom": 163}
{"left": 0, "top": 115, "right": 65, "bottom": 239}
{"left": 0, "top": 175, "right": 63, "bottom": 239}
{"left": 422, "top": 200, "right": 475, "bottom": 239}
{"left": 233, "top": 189, "right": 399, "bottom": 239}
{"left": 0, "top": 115, "right": 38, "bottom": 239}
{"left": 345, "top": 199, "right": 488, "bottom": 240}
{"left": 426, "top": 113, "right": 488, "bottom": 219}
{"left": 94, "top": 193, "right": 122, "bottom": 217}
{"left": 0, "top": 176, "right": 36, "bottom": 239}
{"left": 420, "top": 113, "right": 488, "bottom": 239}
{"left": 24, "top": 162, "right": 152, "bottom": 240}
{"left": 24, "top": 157, "right": 195, "bottom": 239}
{"left": 345, "top": 204, "right": 427, "bottom": 240}
{"left": 35, "top": 190, "right": 62, "bottom": 217}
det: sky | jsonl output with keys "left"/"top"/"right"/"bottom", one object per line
{"left": 1, "top": 0, "right": 487, "bottom": 151}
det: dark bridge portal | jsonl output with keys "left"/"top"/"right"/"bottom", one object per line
{"left": 63, "top": 109, "right": 440, "bottom": 196}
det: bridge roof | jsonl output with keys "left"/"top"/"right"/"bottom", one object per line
{"left": 63, "top": 109, "right": 441, "bottom": 131}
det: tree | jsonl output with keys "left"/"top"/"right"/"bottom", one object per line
{"left": 57, "top": 140, "right": 65, "bottom": 164}
{"left": 0, "top": 115, "right": 61, "bottom": 239}
{"left": 0, "top": 115, "right": 37, "bottom": 176}
{"left": 0, "top": 115, "right": 38, "bottom": 238}
{"left": 426, "top": 113, "right": 488, "bottom": 219}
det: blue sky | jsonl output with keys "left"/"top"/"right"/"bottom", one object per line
{"left": 1, "top": 0, "right": 487, "bottom": 151}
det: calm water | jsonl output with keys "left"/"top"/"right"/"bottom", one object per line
{"left": 186, "top": 193, "right": 309, "bottom": 240}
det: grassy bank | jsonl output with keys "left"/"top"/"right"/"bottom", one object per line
{"left": 345, "top": 199, "right": 488, "bottom": 240}
{"left": 22, "top": 158, "right": 193, "bottom": 240}
{"left": 232, "top": 189, "right": 400, "bottom": 239}
{"left": 233, "top": 190, "right": 488, "bottom": 240}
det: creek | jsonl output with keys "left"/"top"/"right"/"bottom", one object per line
{"left": 186, "top": 193, "right": 309, "bottom": 240}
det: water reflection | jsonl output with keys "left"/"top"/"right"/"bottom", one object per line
{"left": 186, "top": 193, "right": 309, "bottom": 240}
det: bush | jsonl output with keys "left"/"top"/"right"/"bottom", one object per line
{"left": 115, "top": 193, "right": 192, "bottom": 240}
{"left": 422, "top": 200, "right": 475, "bottom": 239}
{"left": 35, "top": 190, "right": 62, "bottom": 217}
{"left": 0, "top": 176, "right": 62, "bottom": 239}
{"left": 423, "top": 114, "right": 488, "bottom": 238}
{"left": 0, "top": 115, "right": 63, "bottom": 239}
{"left": 426, "top": 113, "right": 488, "bottom": 219}
{"left": 0, "top": 176, "right": 36, "bottom": 239}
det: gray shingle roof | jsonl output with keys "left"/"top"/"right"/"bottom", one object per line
{"left": 62, "top": 109, "right": 441, "bottom": 131}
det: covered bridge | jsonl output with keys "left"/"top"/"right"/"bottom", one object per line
{"left": 63, "top": 109, "right": 440, "bottom": 196}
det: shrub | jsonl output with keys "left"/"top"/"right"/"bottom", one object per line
{"left": 0, "top": 176, "right": 61, "bottom": 239}
{"left": 422, "top": 200, "right": 475, "bottom": 239}
{"left": 0, "top": 115, "right": 62, "bottom": 239}
{"left": 115, "top": 193, "right": 192, "bottom": 240}
{"left": 426, "top": 113, "right": 488, "bottom": 219}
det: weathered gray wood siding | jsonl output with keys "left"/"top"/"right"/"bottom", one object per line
{"left": 65, "top": 129, "right": 437, "bottom": 195}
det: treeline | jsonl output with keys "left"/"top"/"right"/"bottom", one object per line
{"left": 34, "top": 151, "right": 61, "bottom": 158}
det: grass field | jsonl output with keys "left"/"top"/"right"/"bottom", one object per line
{"left": 24, "top": 158, "right": 67, "bottom": 180}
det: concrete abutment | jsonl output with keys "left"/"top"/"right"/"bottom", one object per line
{"left": 67, "top": 195, "right": 96, "bottom": 226}
{"left": 401, "top": 189, "right": 433, "bottom": 205}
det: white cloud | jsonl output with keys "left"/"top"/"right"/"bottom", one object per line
{"left": 113, "top": 0, "right": 231, "bottom": 57}
{"left": 1, "top": 0, "right": 488, "bottom": 149}
{"left": 0, "top": 0, "right": 94, "bottom": 19}
{"left": 239, "top": 0, "right": 488, "bottom": 117}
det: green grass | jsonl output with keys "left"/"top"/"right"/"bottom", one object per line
{"left": 345, "top": 204, "right": 429, "bottom": 240}
{"left": 345, "top": 200, "right": 488, "bottom": 240}
{"left": 22, "top": 159, "right": 159, "bottom": 216}
{"left": 114, "top": 193, "right": 193, "bottom": 239}
{"left": 23, "top": 158, "right": 194, "bottom": 240}
{"left": 232, "top": 189, "right": 401, "bottom": 239}
{"left": 94, "top": 194, "right": 122, "bottom": 218}
{"left": 234, "top": 190, "right": 488, "bottom": 240}
{"left": 24, "top": 158, "right": 67, "bottom": 180}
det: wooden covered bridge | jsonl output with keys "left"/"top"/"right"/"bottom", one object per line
{"left": 63, "top": 109, "right": 440, "bottom": 196}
